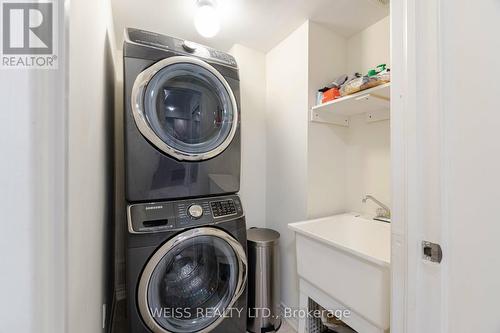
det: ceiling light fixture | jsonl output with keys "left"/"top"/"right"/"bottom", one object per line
{"left": 194, "top": 0, "right": 220, "bottom": 38}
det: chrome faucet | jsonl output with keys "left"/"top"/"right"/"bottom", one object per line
{"left": 362, "top": 195, "right": 391, "bottom": 221}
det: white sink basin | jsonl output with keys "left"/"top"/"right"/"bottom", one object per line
{"left": 289, "top": 213, "right": 390, "bottom": 333}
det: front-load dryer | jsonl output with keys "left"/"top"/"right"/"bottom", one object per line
{"left": 126, "top": 194, "right": 247, "bottom": 333}
{"left": 123, "top": 28, "right": 241, "bottom": 202}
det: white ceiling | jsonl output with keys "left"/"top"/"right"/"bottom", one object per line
{"left": 111, "top": 0, "right": 389, "bottom": 52}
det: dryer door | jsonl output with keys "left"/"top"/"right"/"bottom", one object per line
{"left": 138, "top": 227, "right": 247, "bottom": 333}
{"left": 131, "top": 56, "right": 238, "bottom": 161}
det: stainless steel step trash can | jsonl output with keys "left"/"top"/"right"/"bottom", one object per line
{"left": 247, "top": 228, "right": 281, "bottom": 333}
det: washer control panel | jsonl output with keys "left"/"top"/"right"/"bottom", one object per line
{"left": 211, "top": 200, "right": 237, "bottom": 218}
{"left": 128, "top": 195, "right": 244, "bottom": 233}
{"left": 175, "top": 200, "right": 212, "bottom": 227}
{"left": 188, "top": 204, "right": 204, "bottom": 218}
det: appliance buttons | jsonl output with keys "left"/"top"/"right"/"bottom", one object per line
{"left": 182, "top": 41, "right": 197, "bottom": 53}
{"left": 210, "top": 200, "right": 237, "bottom": 217}
{"left": 188, "top": 204, "right": 203, "bottom": 219}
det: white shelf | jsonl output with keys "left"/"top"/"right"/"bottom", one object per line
{"left": 310, "top": 83, "right": 391, "bottom": 127}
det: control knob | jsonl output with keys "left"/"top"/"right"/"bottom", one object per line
{"left": 188, "top": 204, "right": 203, "bottom": 219}
{"left": 182, "top": 41, "right": 197, "bottom": 53}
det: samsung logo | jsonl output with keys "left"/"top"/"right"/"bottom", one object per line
{"left": 145, "top": 205, "right": 163, "bottom": 210}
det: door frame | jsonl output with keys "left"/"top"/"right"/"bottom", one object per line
{"left": 391, "top": 0, "right": 447, "bottom": 332}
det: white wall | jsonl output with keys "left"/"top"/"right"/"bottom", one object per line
{"left": 307, "top": 22, "right": 349, "bottom": 218}
{"left": 266, "top": 21, "right": 309, "bottom": 311}
{"left": 306, "top": 17, "right": 391, "bottom": 219}
{"left": 345, "top": 16, "right": 391, "bottom": 216}
{"left": 67, "top": 0, "right": 116, "bottom": 332}
{"left": 347, "top": 16, "right": 390, "bottom": 74}
{"left": 345, "top": 115, "right": 391, "bottom": 216}
{"left": 229, "top": 44, "right": 267, "bottom": 229}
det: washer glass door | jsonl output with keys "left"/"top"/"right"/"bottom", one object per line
{"left": 132, "top": 57, "right": 238, "bottom": 161}
{"left": 143, "top": 233, "right": 243, "bottom": 332}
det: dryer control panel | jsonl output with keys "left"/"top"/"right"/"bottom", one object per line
{"left": 126, "top": 28, "right": 237, "bottom": 68}
{"left": 128, "top": 195, "right": 244, "bottom": 234}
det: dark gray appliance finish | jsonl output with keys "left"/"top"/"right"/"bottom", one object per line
{"left": 126, "top": 194, "right": 248, "bottom": 333}
{"left": 125, "top": 28, "right": 238, "bottom": 68}
{"left": 123, "top": 28, "right": 241, "bottom": 202}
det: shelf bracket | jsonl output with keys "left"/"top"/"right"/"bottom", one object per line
{"left": 366, "top": 109, "right": 390, "bottom": 123}
{"left": 370, "top": 93, "right": 390, "bottom": 102}
{"left": 310, "top": 109, "right": 349, "bottom": 127}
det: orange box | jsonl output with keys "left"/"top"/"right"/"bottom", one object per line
{"left": 322, "top": 87, "right": 340, "bottom": 103}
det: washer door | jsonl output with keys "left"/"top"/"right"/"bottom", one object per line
{"left": 131, "top": 56, "right": 238, "bottom": 161}
{"left": 138, "top": 227, "right": 247, "bottom": 333}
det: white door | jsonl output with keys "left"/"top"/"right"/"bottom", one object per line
{"left": 392, "top": 1, "right": 500, "bottom": 332}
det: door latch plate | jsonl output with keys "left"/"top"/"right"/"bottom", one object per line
{"left": 422, "top": 241, "right": 443, "bottom": 263}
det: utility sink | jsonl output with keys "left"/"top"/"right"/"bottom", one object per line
{"left": 289, "top": 213, "right": 390, "bottom": 333}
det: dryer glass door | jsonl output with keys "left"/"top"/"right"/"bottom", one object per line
{"left": 132, "top": 57, "right": 238, "bottom": 161}
{"left": 140, "top": 231, "right": 245, "bottom": 333}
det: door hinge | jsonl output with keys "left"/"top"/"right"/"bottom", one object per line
{"left": 422, "top": 241, "right": 443, "bottom": 263}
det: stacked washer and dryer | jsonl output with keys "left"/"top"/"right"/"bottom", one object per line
{"left": 123, "top": 28, "right": 247, "bottom": 333}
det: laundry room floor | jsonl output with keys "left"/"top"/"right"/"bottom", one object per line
{"left": 247, "top": 320, "right": 296, "bottom": 333}
{"left": 278, "top": 320, "right": 297, "bottom": 333}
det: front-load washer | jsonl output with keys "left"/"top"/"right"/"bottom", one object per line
{"left": 126, "top": 194, "right": 247, "bottom": 333}
{"left": 123, "top": 28, "right": 241, "bottom": 202}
